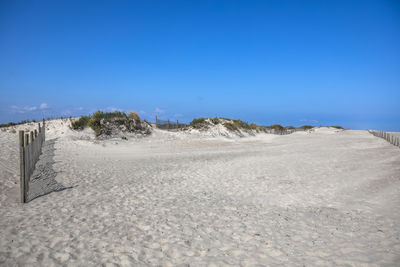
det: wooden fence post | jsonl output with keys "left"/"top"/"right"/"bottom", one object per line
{"left": 168, "top": 119, "right": 170, "bottom": 129}
{"left": 34, "top": 129, "right": 38, "bottom": 138}
{"left": 19, "top": 131, "right": 25, "bottom": 203}
{"left": 30, "top": 131, "right": 34, "bottom": 142}
{"left": 43, "top": 119, "right": 45, "bottom": 142}
{"left": 25, "top": 134, "right": 29, "bottom": 146}
{"left": 155, "top": 116, "right": 157, "bottom": 128}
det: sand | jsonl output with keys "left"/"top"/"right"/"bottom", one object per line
{"left": 0, "top": 120, "right": 399, "bottom": 266}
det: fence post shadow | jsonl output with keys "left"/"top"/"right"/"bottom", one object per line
{"left": 26, "top": 138, "right": 73, "bottom": 202}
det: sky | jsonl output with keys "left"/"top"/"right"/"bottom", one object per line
{"left": 0, "top": 0, "right": 399, "bottom": 130}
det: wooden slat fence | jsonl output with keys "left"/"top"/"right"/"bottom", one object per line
{"left": 155, "top": 116, "right": 187, "bottom": 130}
{"left": 19, "top": 120, "right": 46, "bottom": 203}
{"left": 369, "top": 130, "right": 400, "bottom": 148}
{"left": 267, "top": 129, "right": 297, "bottom": 135}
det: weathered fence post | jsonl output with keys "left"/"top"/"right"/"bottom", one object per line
{"left": 19, "top": 131, "right": 25, "bottom": 203}
{"left": 42, "top": 119, "right": 45, "bottom": 142}
{"left": 18, "top": 121, "right": 47, "bottom": 203}
{"left": 155, "top": 116, "right": 158, "bottom": 128}
{"left": 25, "top": 134, "right": 29, "bottom": 146}
{"left": 168, "top": 119, "right": 170, "bottom": 129}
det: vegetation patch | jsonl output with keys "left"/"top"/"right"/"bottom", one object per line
{"left": 71, "top": 110, "right": 151, "bottom": 137}
{"left": 189, "top": 117, "right": 268, "bottom": 133}
{"left": 189, "top": 118, "right": 206, "bottom": 128}
{"left": 223, "top": 122, "right": 238, "bottom": 132}
{"left": 299, "top": 125, "right": 314, "bottom": 130}
{"left": 0, "top": 119, "right": 37, "bottom": 128}
{"left": 267, "top": 124, "right": 284, "bottom": 131}
{"left": 329, "top": 125, "right": 344, "bottom": 130}
{"left": 71, "top": 116, "right": 90, "bottom": 130}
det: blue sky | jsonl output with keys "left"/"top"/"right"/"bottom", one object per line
{"left": 1, "top": 0, "right": 399, "bottom": 130}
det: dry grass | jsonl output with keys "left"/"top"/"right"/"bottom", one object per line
{"left": 128, "top": 111, "right": 141, "bottom": 122}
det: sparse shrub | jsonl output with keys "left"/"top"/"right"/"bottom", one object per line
{"left": 121, "top": 136, "right": 127, "bottom": 140}
{"left": 249, "top": 123, "right": 259, "bottom": 130}
{"left": 299, "top": 125, "right": 314, "bottom": 130}
{"left": 71, "top": 110, "right": 151, "bottom": 137}
{"left": 224, "top": 122, "right": 238, "bottom": 131}
{"left": 210, "top": 118, "right": 220, "bottom": 124}
{"left": 88, "top": 117, "right": 101, "bottom": 134}
{"left": 190, "top": 118, "right": 206, "bottom": 128}
{"left": 11, "top": 129, "right": 16, "bottom": 134}
{"left": 0, "top": 119, "right": 35, "bottom": 128}
{"left": 285, "top": 126, "right": 295, "bottom": 130}
{"left": 128, "top": 111, "right": 141, "bottom": 122}
{"left": 330, "top": 125, "right": 343, "bottom": 130}
{"left": 71, "top": 116, "right": 90, "bottom": 130}
{"left": 269, "top": 124, "right": 284, "bottom": 131}
{"left": 232, "top": 119, "right": 251, "bottom": 130}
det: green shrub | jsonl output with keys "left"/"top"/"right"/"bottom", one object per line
{"left": 330, "top": 125, "right": 343, "bottom": 129}
{"left": 190, "top": 118, "right": 206, "bottom": 128}
{"left": 249, "top": 123, "right": 259, "bottom": 130}
{"left": 269, "top": 124, "right": 284, "bottom": 131}
{"left": 224, "top": 122, "right": 238, "bottom": 131}
{"left": 285, "top": 126, "right": 295, "bottom": 130}
{"left": 299, "top": 125, "right": 314, "bottom": 130}
{"left": 71, "top": 111, "right": 129, "bottom": 133}
{"left": 232, "top": 119, "right": 251, "bottom": 130}
{"left": 0, "top": 120, "right": 34, "bottom": 128}
{"left": 210, "top": 118, "right": 220, "bottom": 124}
{"left": 71, "top": 116, "right": 90, "bottom": 130}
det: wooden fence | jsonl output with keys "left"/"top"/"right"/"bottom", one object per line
{"left": 155, "top": 116, "right": 187, "bottom": 130}
{"left": 369, "top": 130, "right": 400, "bottom": 148}
{"left": 267, "top": 129, "right": 297, "bottom": 135}
{"left": 19, "top": 120, "right": 46, "bottom": 203}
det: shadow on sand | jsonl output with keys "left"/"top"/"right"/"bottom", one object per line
{"left": 27, "top": 138, "right": 73, "bottom": 202}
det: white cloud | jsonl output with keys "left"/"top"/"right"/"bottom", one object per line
{"left": 9, "top": 105, "right": 38, "bottom": 113}
{"left": 24, "top": 106, "right": 37, "bottom": 111}
{"left": 40, "top": 103, "right": 49, "bottom": 110}
{"left": 155, "top": 107, "right": 165, "bottom": 114}
{"left": 299, "top": 119, "right": 319, "bottom": 123}
{"left": 9, "top": 105, "right": 24, "bottom": 114}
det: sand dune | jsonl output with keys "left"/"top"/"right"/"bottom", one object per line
{"left": 0, "top": 120, "right": 399, "bottom": 266}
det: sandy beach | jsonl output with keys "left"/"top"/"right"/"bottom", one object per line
{"left": 0, "top": 120, "right": 399, "bottom": 266}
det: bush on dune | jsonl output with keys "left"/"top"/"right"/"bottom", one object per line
{"left": 190, "top": 117, "right": 268, "bottom": 133}
{"left": 223, "top": 122, "right": 238, "bottom": 131}
{"left": 128, "top": 111, "right": 141, "bottom": 122}
{"left": 71, "top": 116, "right": 90, "bottom": 130}
{"left": 329, "top": 125, "right": 344, "bottom": 130}
{"left": 299, "top": 125, "right": 314, "bottom": 130}
{"left": 0, "top": 119, "right": 37, "bottom": 128}
{"left": 189, "top": 118, "right": 206, "bottom": 128}
{"left": 268, "top": 124, "right": 284, "bottom": 131}
{"left": 71, "top": 110, "right": 150, "bottom": 137}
